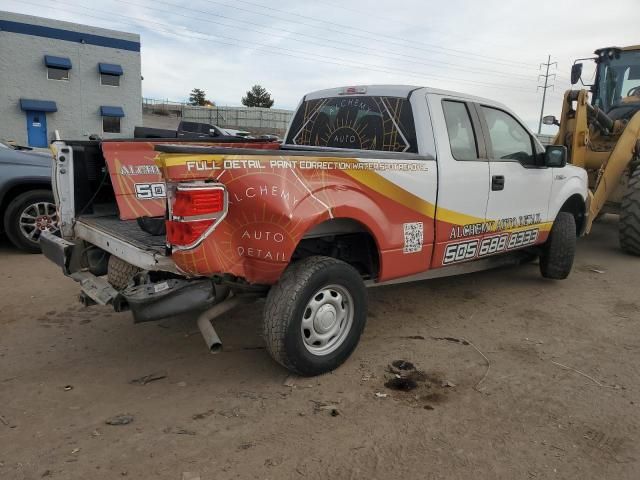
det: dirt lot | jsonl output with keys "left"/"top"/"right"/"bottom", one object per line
{"left": 1, "top": 216, "right": 639, "bottom": 479}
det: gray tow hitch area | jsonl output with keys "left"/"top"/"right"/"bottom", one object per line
{"left": 123, "top": 282, "right": 254, "bottom": 354}
{"left": 120, "top": 279, "right": 222, "bottom": 323}
{"left": 39, "top": 230, "right": 253, "bottom": 353}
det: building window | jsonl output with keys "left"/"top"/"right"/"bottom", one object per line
{"left": 100, "top": 106, "right": 125, "bottom": 133}
{"left": 103, "top": 116, "right": 121, "bottom": 133}
{"left": 100, "top": 73, "right": 120, "bottom": 87}
{"left": 45, "top": 55, "right": 72, "bottom": 81}
{"left": 48, "top": 68, "right": 69, "bottom": 81}
{"left": 98, "top": 63, "right": 123, "bottom": 87}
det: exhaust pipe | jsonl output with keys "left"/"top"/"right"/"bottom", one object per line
{"left": 196, "top": 295, "right": 248, "bottom": 353}
{"left": 197, "top": 313, "right": 223, "bottom": 353}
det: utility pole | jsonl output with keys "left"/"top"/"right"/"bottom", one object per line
{"left": 537, "top": 54, "right": 557, "bottom": 134}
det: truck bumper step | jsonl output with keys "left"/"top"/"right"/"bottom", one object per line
{"left": 40, "top": 230, "right": 75, "bottom": 274}
{"left": 121, "top": 279, "right": 218, "bottom": 323}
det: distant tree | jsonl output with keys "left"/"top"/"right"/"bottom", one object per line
{"left": 188, "top": 88, "right": 208, "bottom": 106}
{"left": 241, "top": 85, "right": 274, "bottom": 108}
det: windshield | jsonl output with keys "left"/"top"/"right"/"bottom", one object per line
{"left": 286, "top": 96, "right": 418, "bottom": 153}
{"left": 594, "top": 50, "right": 640, "bottom": 112}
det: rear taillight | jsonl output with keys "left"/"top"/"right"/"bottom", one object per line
{"left": 166, "top": 219, "right": 213, "bottom": 246}
{"left": 166, "top": 183, "right": 228, "bottom": 250}
{"left": 172, "top": 188, "right": 224, "bottom": 217}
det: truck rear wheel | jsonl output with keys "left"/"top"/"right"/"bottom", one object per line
{"left": 263, "top": 256, "right": 367, "bottom": 376}
{"left": 539, "top": 212, "right": 576, "bottom": 279}
{"left": 619, "top": 168, "right": 640, "bottom": 256}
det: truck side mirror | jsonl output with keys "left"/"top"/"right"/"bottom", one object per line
{"left": 542, "top": 115, "right": 560, "bottom": 127}
{"left": 571, "top": 63, "right": 583, "bottom": 85}
{"left": 544, "top": 145, "right": 567, "bottom": 168}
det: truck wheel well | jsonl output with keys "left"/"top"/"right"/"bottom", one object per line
{"left": 0, "top": 182, "right": 52, "bottom": 231}
{"left": 291, "top": 219, "right": 380, "bottom": 280}
{"left": 559, "top": 194, "right": 586, "bottom": 235}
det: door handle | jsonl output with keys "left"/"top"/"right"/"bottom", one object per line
{"left": 491, "top": 175, "right": 505, "bottom": 191}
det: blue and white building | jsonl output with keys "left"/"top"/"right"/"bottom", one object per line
{"left": 0, "top": 11, "right": 142, "bottom": 146}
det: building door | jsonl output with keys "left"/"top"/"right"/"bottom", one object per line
{"left": 26, "top": 111, "right": 48, "bottom": 148}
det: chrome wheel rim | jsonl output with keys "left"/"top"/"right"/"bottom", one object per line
{"left": 300, "top": 284, "right": 354, "bottom": 356}
{"left": 19, "top": 201, "right": 59, "bottom": 243}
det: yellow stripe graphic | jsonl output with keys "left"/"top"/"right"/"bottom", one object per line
{"left": 155, "top": 153, "right": 551, "bottom": 230}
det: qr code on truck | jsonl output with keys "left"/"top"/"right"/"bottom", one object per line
{"left": 403, "top": 222, "right": 423, "bottom": 254}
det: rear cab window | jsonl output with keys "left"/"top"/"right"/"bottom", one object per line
{"left": 442, "top": 100, "right": 479, "bottom": 161}
{"left": 286, "top": 96, "right": 418, "bottom": 153}
{"left": 181, "top": 122, "right": 210, "bottom": 134}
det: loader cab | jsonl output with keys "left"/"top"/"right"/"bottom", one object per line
{"left": 572, "top": 46, "right": 640, "bottom": 121}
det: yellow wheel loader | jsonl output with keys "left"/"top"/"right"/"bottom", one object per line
{"left": 544, "top": 45, "right": 640, "bottom": 254}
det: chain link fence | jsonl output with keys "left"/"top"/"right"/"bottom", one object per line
{"left": 182, "top": 105, "right": 294, "bottom": 136}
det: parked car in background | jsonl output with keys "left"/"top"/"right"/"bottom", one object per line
{"left": 0, "top": 141, "right": 56, "bottom": 252}
{"left": 0, "top": 140, "right": 41, "bottom": 151}
{"left": 220, "top": 127, "right": 252, "bottom": 137}
{"left": 134, "top": 121, "right": 252, "bottom": 139}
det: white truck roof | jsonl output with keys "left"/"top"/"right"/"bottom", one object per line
{"left": 304, "top": 85, "right": 509, "bottom": 111}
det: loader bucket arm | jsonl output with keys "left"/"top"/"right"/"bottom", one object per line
{"left": 555, "top": 90, "right": 590, "bottom": 168}
{"left": 586, "top": 111, "right": 640, "bottom": 232}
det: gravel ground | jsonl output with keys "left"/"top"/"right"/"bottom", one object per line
{"left": 0, "top": 215, "right": 638, "bottom": 479}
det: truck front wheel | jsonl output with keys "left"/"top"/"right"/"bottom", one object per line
{"left": 539, "top": 212, "right": 576, "bottom": 280}
{"left": 263, "top": 256, "right": 367, "bottom": 376}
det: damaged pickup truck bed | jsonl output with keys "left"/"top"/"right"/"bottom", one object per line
{"left": 41, "top": 85, "right": 589, "bottom": 376}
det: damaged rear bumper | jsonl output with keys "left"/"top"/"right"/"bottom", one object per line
{"left": 120, "top": 278, "right": 220, "bottom": 323}
{"left": 40, "top": 230, "right": 224, "bottom": 323}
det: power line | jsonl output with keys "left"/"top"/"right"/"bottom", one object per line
{"left": 537, "top": 54, "right": 557, "bottom": 134}
{"left": 110, "top": 0, "right": 537, "bottom": 82}
{"left": 250, "top": 0, "right": 538, "bottom": 67}
{"left": 319, "top": 0, "right": 533, "bottom": 58}
{"left": 9, "top": 0, "right": 536, "bottom": 93}
{"left": 198, "top": 0, "right": 538, "bottom": 70}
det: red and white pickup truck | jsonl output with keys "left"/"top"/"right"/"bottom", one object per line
{"left": 41, "top": 85, "right": 589, "bottom": 376}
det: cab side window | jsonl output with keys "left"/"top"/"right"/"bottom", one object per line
{"left": 442, "top": 100, "right": 478, "bottom": 161}
{"left": 481, "top": 106, "right": 536, "bottom": 166}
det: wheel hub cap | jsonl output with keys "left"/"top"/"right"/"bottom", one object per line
{"left": 314, "top": 304, "right": 337, "bottom": 333}
{"left": 19, "top": 201, "right": 59, "bottom": 243}
{"left": 300, "top": 284, "right": 354, "bottom": 356}
{"left": 35, "top": 215, "right": 52, "bottom": 230}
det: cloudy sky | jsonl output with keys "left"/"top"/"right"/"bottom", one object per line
{"left": 3, "top": 0, "right": 638, "bottom": 132}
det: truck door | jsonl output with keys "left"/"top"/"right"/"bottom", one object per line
{"left": 477, "top": 104, "right": 552, "bottom": 247}
{"left": 427, "top": 95, "right": 491, "bottom": 268}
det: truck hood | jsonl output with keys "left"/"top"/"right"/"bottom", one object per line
{"left": 0, "top": 148, "right": 53, "bottom": 169}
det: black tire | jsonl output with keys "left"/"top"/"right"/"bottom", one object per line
{"left": 539, "top": 212, "right": 576, "bottom": 279}
{"left": 263, "top": 256, "right": 367, "bottom": 376}
{"left": 4, "top": 189, "right": 58, "bottom": 253}
{"left": 107, "top": 256, "right": 140, "bottom": 290}
{"left": 619, "top": 168, "right": 640, "bottom": 256}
